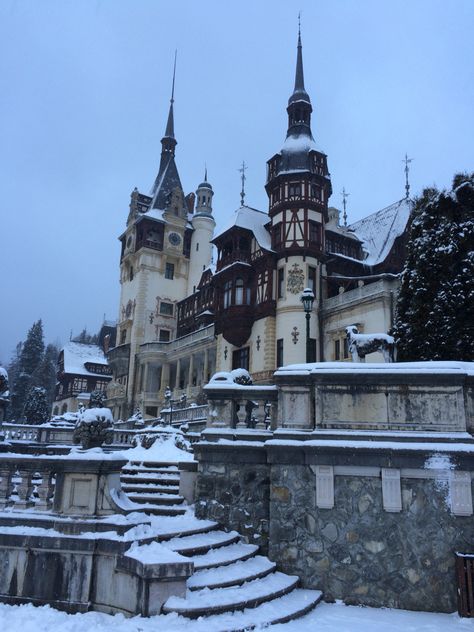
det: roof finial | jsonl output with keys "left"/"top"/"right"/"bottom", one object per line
{"left": 403, "top": 153, "right": 413, "bottom": 198}
{"left": 298, "top": 11, "right": 301, "bottom": 42}
{"left": 238, "top": 161, "right": 247, "bottom": 206}
{"left": 341, "top": 187, "right": 349, "bottom": 227}
{"left": 204, "top": 163, "right": 208, "bottom": 182}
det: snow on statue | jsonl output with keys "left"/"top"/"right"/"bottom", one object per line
{"left": 345, "top": 325, "right": 396, "bottom": 363}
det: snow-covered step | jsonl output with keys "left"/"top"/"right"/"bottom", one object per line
{"left": 130, "top": 504, "right": 187, "bottom": 517}
{"left": 181, "top": 588, "right": 323, "bottom": 631}
{"left": 121, "top": 474, "right": 180, "bottom": 485}
{"left": 187, "top": 555, "right": 276, "bottom": 591}
{"left": 127, "top": 462, "right": 179, "bottom": 471}
{"left": 125, "top": 492, "right": 184, "bottom": 505}
{"left": 164, "top": 530, "right": 240, "bottom": 556}
{"left": 191, "top": 542, "right": 259, "bottom": 570}
{"left": 163, "top": 571, "right": 299, "bottom": 617}
{"left": 122, "top": 484, "right": 180, "bottom": 495}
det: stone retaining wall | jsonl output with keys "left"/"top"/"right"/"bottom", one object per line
{"left": 194, "top": 437, "right": 474, "bottom": 612}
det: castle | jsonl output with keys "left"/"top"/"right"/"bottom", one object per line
{"left": 106, "top": 30, "right": 411, "bottom": 420}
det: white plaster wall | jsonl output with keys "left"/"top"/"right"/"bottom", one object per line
{"left": 187, "top": 215, "right": 215, "bottom": 295}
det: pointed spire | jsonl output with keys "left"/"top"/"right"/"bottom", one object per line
{"left": 164, "top": 50, "right": 177, "bottom": 139}
{"left": 288, "top": 18, "right": 310, "bottom": 106}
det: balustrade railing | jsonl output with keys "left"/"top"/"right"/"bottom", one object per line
{"left": 2, "top": 422, "right": 75, "bottom": 445}
{"left": 0, "top": 456, "right": 56, "bottom": 511}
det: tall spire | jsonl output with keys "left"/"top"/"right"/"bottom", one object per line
{"left": 149, "top": 51, "right": 183, "bottom": 208}
{"left": 288, "top": 19, "right": 310, "bottom": 107}
{"left": 164, "top": 50, "right": 177, "bottom": 139}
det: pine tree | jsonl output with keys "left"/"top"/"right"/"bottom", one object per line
{"left": 394, "top": 173, "right": 474, "bottom": 361}
{"left": 11, "top": 320, "right": 45, "bottom": 420}
{"left": 23, "top": 386, "right": 49, "bottom": 424}
{"left": 31, "top": 343, "right": 59, "bottom": 414}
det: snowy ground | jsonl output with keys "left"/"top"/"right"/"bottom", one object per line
{"left": 0, "top": 601, "right": 471, "bottom": 632}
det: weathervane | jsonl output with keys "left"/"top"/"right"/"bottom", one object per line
{"left": 238, "top": 161, "right": 247, "bottom": 206}
{"left": 341, "top": 187, "right": 349, "bottom": 227}
{"left": 403, "top": 153, "right": 413, "bottom": 199}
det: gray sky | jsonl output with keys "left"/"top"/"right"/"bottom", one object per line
{"left": 1, "top": 0, "right": 473, "bottom": 364}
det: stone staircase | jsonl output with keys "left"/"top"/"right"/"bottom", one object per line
{"left": 121, "top": 459, "right": 323, "bottom": 629}
{"left": 120, "top": 461, "right": 186, "bottom": 516}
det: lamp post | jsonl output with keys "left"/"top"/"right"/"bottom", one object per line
{"left": 301, "top": 287, "right": 315, "bottom": 363}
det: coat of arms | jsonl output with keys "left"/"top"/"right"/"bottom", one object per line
{"left": 287, "top": 264, "right": 305, "bottom": 294}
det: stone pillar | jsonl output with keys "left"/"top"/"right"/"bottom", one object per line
{"left": 187, "top": 354, "right": 194, "bottom": 397}
{"left": 142, "top": 362, "right": 149, "bottom": 397}
{"left": 176, "top": 358, "right": 181, "bottom": 390}
{"left": 203, "top": 348, "right": 209, "bottom": 385}
{"left": 0, "top": 466, "right": 12, "bottom": 509}
{"left": 161, "top": 363, "right": 170, "bottom": 393}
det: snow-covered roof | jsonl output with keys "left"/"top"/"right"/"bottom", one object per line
{"left": 280, "top": 133, "right": 322, "bottom": 154}
{"left": 62, "top": 342, "right": 109, "bottom": 376}
{"left": 348, "top": 198, "right": 411, "bottom": 266}
{"left": 214, "top": 205, "right": 272, "bottom": 251}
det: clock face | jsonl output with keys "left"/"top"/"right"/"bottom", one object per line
{"left": 168, "top": 232, "right": 181, "bottom": 246}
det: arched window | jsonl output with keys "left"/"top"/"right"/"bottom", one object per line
{"left": 61, "top": 403, "right": 68, "bottom": 414}
{"left": 223, "top": 281, "right": 232, "bottom": 308}
{"left": 235, "top": 278, "right": 244, "bottom": 305}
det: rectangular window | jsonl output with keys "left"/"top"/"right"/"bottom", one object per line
{"left": 276, "top": 338, "right": 284, "bottom": 367}
{"left": 334, "top": 339, "right": 340, "bottom": 361}
{"left": 160, "top": 301, "right": 174, "bottom": 316}
{"left": 165, "top": 262, "right": 175, "bottom": 279}
{"left": 120, "top": 329, "right": 127, "bottom": 344}
{"left": 232, "top": 347, "right": 249, "bottom": 371}
{"left": 308, "top": 266, "right": 317, "bottom": 293}
{"left": 309, "top": 222, "right": 321, "bottom": 246}
{"left": 277, "top": 267, "right": 284, "bottom": 299}
{"left": 273, "top": 223, "right": 283, "bottom": 248}
{"left": 145, "top": 406, "right": 158, "bottom": 417}
{"left": 159, "top": 329, "right": 171, "bottom": 342}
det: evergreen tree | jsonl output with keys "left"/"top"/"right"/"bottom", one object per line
{"left": 32, "top": 343, "right": 59, "bottom": 414}
{"left": 394, "top": 173, "right": 474, "bottom": 361}
{"left": 11, "top": 320, "right": 45, "bottom": 420}
{"left": 23, "top": 386, "right": 49, "bottom": 424}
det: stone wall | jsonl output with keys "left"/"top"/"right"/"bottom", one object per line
{"left": 194, "top": 445, "right": 270, "bottom": 552}
{"left": 269, "top": 464, "right": 474, "bottom": 612}
{"left": 194, "top": 436, "right": 474, "bottom": 612}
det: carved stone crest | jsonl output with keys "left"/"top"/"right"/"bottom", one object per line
{"left": 287, "top": 264, "right": 305, "bottom": 294}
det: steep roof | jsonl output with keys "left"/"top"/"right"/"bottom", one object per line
{"left": 348, "top": 198, "right": 412, "bottom": 266}
{"left": 214, "top": 205, "right": 272, "bottom": 251}
{"left": 62, "top": 342, "right": 108, "bottom": 377}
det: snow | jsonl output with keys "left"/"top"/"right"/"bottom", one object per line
{"left": 275, "top": 360, "right": 474, "bottom": 376}
{"left": 349, "top": 197, "right": 412, "bottom": 266}
{"left": 213, "top": 205, "right": 272, "bottom": 251}
{"left": 78, "top": 407, "right": 114, "bottom": 423}
{"left": 0, "top": 600, "right": 468, "bottom": 632}
{"left": 125, "top": 540, "right": 188, "bottom": 564}
{"left": 120, "top": 434, "right": 195, "bottom": 463}
{"left": 0, "top": 366, "right": 8, "bottom": 379}
{"left": 62, "top": 342, "right": 108, "bottom": 376}
{"left": 281, "top": 133, "right": 320, "bottom": 154}
{"left": 267, "top": 438, "right": 474, "bottom": 453}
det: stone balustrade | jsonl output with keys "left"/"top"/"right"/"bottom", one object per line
{"left": 2, "top": 422, "right": 75, "bottom": 445}
{"left": 0, "top": 452, "right": 127, "bottom": 517}
{"left": 203, "top": 383, "right": 278, "bottom": 430}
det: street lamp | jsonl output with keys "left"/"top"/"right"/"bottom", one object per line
{"left": 301, "top": 287, "right": 315, "bottom": 363}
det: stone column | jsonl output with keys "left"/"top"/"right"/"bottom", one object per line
{"left": 203, "top": 348, "right": 209, "bottom": 385}
{"left": 187, "top": 354, "right": 194, "bottom": 397}
{"left": 161, "top": 363, "right": 170, "bottom": 393}
{"left": 176, "top": 358, "right": 181, "bottom": 391}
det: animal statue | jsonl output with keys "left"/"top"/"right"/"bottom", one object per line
{"left": 345, "top": 325, "right": 396, "bottom": 363}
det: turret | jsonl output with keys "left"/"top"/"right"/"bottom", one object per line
{"left": 188, "top": 170, "right": 216, "bottom": 294}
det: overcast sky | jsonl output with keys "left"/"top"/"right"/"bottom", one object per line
{"left": 1, "top": 0, "right": 473, "bottom": 364}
